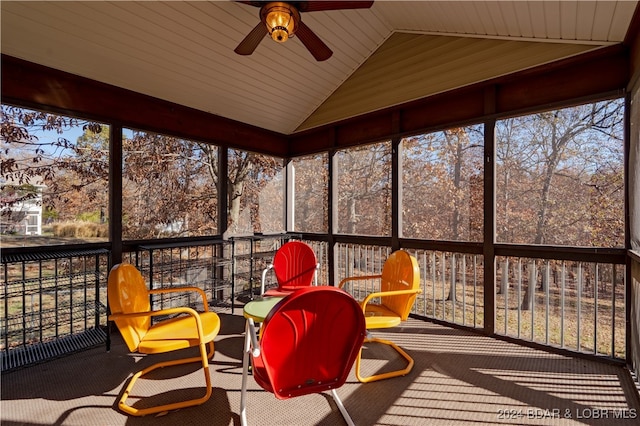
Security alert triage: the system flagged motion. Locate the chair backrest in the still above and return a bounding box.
[273,241,318,290]
[107,263,151,352]
[256,286,366,400]
[380,250,421,320]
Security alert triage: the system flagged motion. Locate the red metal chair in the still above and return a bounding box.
[260,241,319,296]
[240,286,366,426]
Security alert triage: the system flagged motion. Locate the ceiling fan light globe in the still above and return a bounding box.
[262,3,299,43]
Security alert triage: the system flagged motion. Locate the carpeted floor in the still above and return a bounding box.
[2,308,639,426]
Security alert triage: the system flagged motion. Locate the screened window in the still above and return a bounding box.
[495,99,625,247]
[401,126,484,241]
[334,142,391,236]
[1,105,108,246]
[227,149,284,236]
[122,129,218,239]
[291,153,328,233]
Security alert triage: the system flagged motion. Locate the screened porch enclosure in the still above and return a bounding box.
[1,0,640,420]
[1,64,637,380]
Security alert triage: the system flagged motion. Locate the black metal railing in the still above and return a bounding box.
[1,248,109,371]
[127,239,234,313]
[629,250,640,390]
[1,237,636,377]
[334,242,628,361]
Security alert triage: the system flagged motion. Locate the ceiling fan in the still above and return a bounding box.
[234,1,374,61]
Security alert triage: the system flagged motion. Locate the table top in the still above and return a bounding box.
[243,296,285,322]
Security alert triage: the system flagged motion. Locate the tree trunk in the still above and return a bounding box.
[228,180,244,231]
[498,259,509,295]
[347,197,357,234]
[446,254,457,302]
[521,261,536,310]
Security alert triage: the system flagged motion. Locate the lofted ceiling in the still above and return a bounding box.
[1,1,638,135]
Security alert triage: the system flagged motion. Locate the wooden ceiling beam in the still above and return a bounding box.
[1,54,289,157]
[1,44,631,159]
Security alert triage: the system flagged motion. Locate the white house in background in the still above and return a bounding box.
[0,177,45,235]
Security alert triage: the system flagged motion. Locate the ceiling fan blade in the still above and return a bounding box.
[236,1,263,7]
[299,1,374,12]
[295,21,332,61]
[235,22,268,55]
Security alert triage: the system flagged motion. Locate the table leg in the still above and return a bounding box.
[240,318,251,426]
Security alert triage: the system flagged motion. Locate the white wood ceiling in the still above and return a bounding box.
[1,1,637,135]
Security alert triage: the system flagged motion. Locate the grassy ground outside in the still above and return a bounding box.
[414,282,625,359]
[1,234,107,248]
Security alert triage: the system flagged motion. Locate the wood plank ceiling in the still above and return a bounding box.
[1,1,637,135]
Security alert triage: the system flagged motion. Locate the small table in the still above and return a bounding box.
[240,296,285,424]
[242,296,284,322]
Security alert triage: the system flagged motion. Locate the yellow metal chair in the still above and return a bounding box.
[338,250,421,383]
[107,263,221,416]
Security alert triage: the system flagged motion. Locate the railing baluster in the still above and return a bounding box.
[530,260,535,341]
[38,260,43,343]
[83,255,88,331]
[473,255,478,327]
[612,263,617,358]
[462,254,466,326]
[21,261,26,349]
[451,253,456,322]
[3,263,8,351]
[517,258,522,339]
[54,259,59,340]
[561,260,566,349]
[441,252,446,320]
[431,252,436,318]
[420,252,426,316]
[95,253,101,331]
[577,262,582,352]
[594,263,599,354]
[545,260,550,345]
[69,256,73,336]
[503,258,508,335]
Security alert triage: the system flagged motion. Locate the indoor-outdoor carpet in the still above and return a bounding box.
[2,310,639,426]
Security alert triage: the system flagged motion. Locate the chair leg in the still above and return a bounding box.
[330,388,355,426]
[240,318,253,426]
[117,341,214,416]
[354,336,414,383]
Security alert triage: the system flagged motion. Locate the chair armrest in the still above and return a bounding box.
[148,286,210,312]
[313,263,319,286]
[338,274,382,289]
[109,306,207,340]
[109,306,198,319]
[361,288,422,308]
[261,264,274,295]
